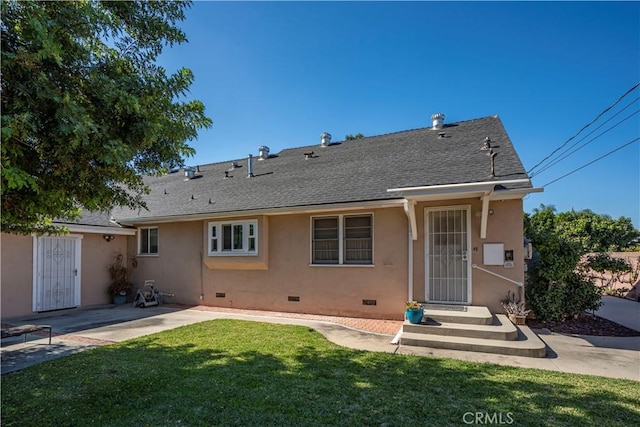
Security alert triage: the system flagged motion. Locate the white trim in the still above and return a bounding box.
[116,199,404,225]
[56,224,136,235]
[424,205,472,304]
[480,194,491,239]
[32,236,38,312]
[388,179,532,193]
[308,264,376,268]
[407,227,414,302]
[486,187,544,200]
[32,235,82,312]
[138,226,159,255]
[207,219,258,256]
[403,199,417,241]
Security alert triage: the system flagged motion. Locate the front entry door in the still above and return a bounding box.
[34,236,81,312]
[425,206,471,304]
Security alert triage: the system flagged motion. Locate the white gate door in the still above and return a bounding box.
[425,206,471,304]
[34,236,81,311]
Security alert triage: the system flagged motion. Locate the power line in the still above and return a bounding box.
[542,137,640,187]
[527,82,640,175]
[532,108,640,177]
[530,96,639,177]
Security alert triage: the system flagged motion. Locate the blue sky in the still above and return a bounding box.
[158,1,640,227]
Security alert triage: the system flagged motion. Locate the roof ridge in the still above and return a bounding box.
[179,115,502,169]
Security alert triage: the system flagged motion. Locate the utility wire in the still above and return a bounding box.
[532,108,640,177]
[530,97,639,176]
[528,82,640,175]
[542,137,640,187]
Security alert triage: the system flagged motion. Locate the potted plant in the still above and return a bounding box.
[501,290,531,325]
[405,301,424,324]
[108,251,132,304]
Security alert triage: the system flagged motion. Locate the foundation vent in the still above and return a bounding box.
[215,293,226,298]
[288,296,300,302]
[362,299,377,306]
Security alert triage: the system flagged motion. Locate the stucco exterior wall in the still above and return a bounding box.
[1,232,128,319]
[410,198,525,313]
[1,233,34,318]
[129,199,525,319]
[130,207,409,319]
[81,234,129,307]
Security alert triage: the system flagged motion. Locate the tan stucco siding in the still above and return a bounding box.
[472,199,525,312]
[129,208,409,319]
[411,198,525,313]
[81,234,129,307]
[1,233,34,318]
[1,232,128,319]
[128,198,525,319]
[128,221,203,301]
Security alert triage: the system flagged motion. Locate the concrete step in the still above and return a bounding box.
[423,305,494,325]
[403,314,518,341]
[400,325,547,358]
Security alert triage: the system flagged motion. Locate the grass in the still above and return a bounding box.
[2,319,639,426]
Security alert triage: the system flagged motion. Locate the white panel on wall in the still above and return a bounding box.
[483,243,504,266]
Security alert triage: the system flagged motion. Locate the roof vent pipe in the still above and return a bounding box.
[320,132,332,147]
[247,154,254,178]
[431,113,445,130]
[258,145,270,160]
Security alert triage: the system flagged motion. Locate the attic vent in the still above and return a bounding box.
[230,161,240,169]
[431,113,445,130]
[184,166,196,179]
[304,150,314,159]
[320,132,332,147]
[258,145,270,160]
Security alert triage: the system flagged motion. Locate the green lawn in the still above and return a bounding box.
[2,320,639,426]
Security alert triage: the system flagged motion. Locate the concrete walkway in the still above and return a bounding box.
[595,295,640,332]
[2,304,639,381]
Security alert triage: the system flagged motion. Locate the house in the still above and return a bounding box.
[1,114,542,321]
[1,211,134,318]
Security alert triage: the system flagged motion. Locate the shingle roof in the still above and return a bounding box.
[114,115,532,221]
[55,210,124,228]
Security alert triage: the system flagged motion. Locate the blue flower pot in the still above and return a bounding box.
[113,294,127,305]
[406,309,424,324]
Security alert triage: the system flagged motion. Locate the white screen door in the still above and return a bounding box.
[34,236,81,311]
[425,206,471,304]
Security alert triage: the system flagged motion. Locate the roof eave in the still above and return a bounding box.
[386,179,540,201]
[115,198,407,225]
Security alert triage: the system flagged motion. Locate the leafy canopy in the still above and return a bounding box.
[345,133,364,140]
[523,205,639,320]
[1,0,212,234]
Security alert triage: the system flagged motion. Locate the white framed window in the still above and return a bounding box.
[208,220,258,256]
[139,227,158,255]
[311,214,373,265]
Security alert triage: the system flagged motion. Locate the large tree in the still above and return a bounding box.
[1,0,212,234]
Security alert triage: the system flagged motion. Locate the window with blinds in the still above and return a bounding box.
[312,214,373,265]
[312,217,339,264]
[344,215,372,264]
